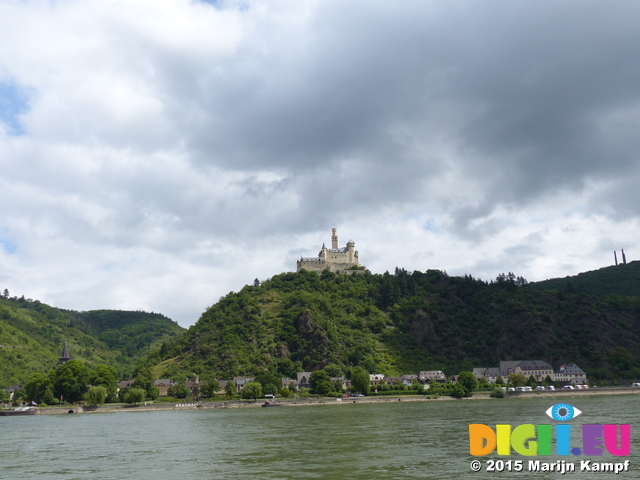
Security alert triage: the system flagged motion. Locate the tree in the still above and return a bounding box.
[450,383,467,398]
[508,373,527,387]
[323,364,343,378]
[350,367,370,395]
[309,370,334,396]
[263,383,278,396]
[85,386,107,406]
[456,371,478,397]
[225,382,237,397]
[427,378,441,395]
[255,374,281,392]
[132,365,156,399]
[89,364,119,402]
[2,289,8,299]
[200,379,221,398]
[24,373,54,405]
[124,388,146,404]
[495,376,505,385]
[168,381,190,399]
[279,387,290,398]
[51,359,89,403]
[242,382,262,400]
[333,378,343,392]
[527,375,537,388]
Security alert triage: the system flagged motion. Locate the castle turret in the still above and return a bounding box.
[331,228,338,249]
[347,239,355,263]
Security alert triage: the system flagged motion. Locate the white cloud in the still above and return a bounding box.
[1,0,640,326]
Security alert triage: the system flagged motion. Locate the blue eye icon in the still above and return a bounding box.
[546,404,582,421]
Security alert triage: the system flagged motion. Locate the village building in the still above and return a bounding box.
[296,372,312,389]
[154,379,172,397]
[554,364,588,385]
[417,370,447,384]
[472,367,500,384]
[369,373,385,386]
[233,376,254,393]
[474,360,588,385]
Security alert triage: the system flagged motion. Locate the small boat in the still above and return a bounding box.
[262,401,283,407]
[0,407,37,416]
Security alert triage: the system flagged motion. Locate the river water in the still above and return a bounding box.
[0,395,638,479]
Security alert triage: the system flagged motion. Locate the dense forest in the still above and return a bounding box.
[0,292,184,387]
[530,260,640,297]
[148,268,640,383]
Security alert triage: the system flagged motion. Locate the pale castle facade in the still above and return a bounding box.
[297,228,365,274]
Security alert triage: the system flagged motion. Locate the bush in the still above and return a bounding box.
[490,387,506,398]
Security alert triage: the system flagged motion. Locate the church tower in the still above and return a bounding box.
[56,342,71,367]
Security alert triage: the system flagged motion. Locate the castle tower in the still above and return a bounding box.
[347,239,355,263]
[331,228,338,249]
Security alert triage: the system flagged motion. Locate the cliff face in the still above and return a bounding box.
[150,269,640,382]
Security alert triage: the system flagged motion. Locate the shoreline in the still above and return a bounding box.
[24,387,639,415]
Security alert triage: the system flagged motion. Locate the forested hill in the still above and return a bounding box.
[0,295,184,386]
[530,261,640,297]
[149,269,640,382]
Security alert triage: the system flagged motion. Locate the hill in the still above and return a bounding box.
[149,269,640,383]
[0,295,184,387]
[530,261,640,297]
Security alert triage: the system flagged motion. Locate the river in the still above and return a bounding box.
[1,394,638,479]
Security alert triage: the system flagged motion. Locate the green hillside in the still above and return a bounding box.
[149,269,640,382]
[530,261,640,297]
[0,296,184,387]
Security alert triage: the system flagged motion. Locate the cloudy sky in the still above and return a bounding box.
[1,0,639,327]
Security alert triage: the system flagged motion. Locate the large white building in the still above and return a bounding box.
[297,228,365,274]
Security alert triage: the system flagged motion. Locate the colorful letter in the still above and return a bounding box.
[604,425,630,456]
[556,424,571,456]
[537,424,552,456]
[469,424,496,456]
[582,425,604,456]
[511,424,537,456]
[496,424,511,455]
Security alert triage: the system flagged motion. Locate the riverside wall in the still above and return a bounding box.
[31,387,639,415]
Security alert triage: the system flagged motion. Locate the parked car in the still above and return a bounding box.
[563,385,574,390]
[535,386,545,391]
[547,386,555,391]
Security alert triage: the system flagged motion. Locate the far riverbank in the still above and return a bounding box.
[26,386,639,415]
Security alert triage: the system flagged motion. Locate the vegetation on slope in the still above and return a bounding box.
[530,261,640,298]
[0,293,184,387]
[150,269,640,382]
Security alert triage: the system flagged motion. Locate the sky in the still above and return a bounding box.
[1,0,640,327]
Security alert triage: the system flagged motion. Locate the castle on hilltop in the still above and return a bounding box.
[297,228,365,274]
